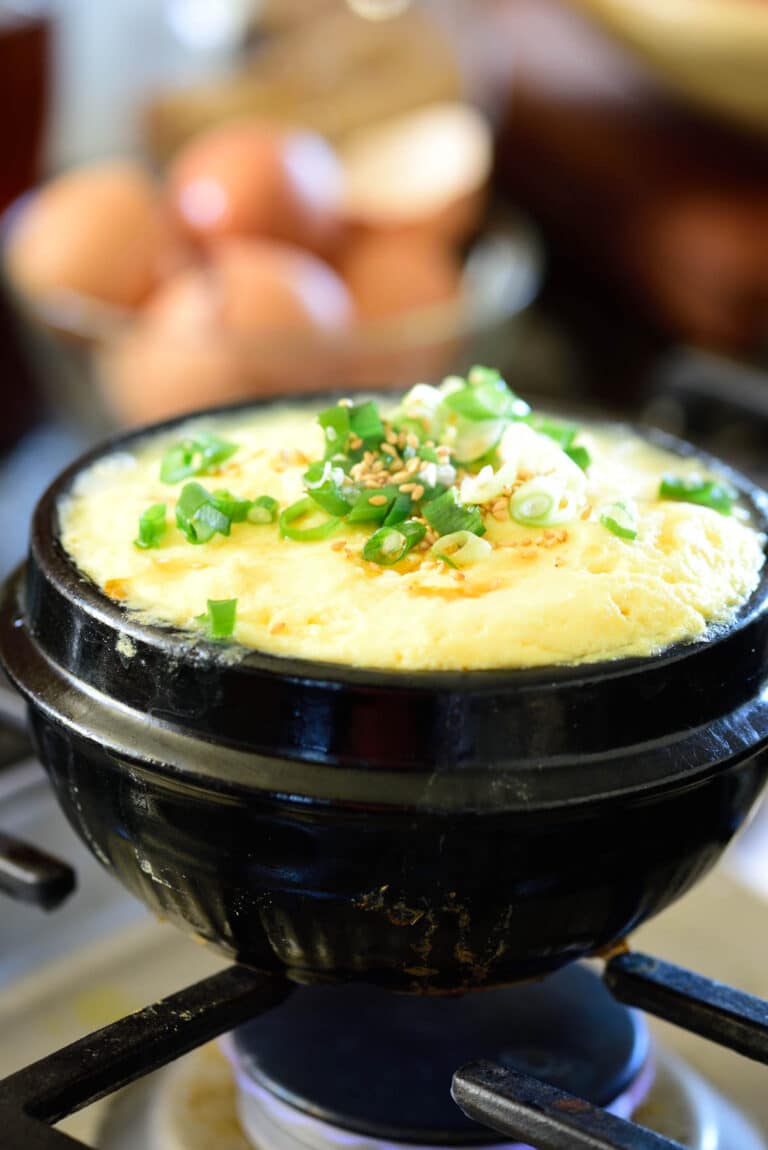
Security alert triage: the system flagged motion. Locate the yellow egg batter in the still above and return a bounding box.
[58,403,766,670]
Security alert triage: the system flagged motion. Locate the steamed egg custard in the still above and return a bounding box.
[59,369,765,671]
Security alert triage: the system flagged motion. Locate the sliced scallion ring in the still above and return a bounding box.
[422,488,485,537]
[308,482,355,517]
[431,530,492,568]
[279,497,342,541]
[210,490,252,522]
[160,432,237,484]
[247,495,279,524]
[134,503,167,549]
[600,502,638,541]
[347,487,398,523]
[198,598,237,639]
[318,406,351,459]
[510,476,576,527]
[525,416,577,450]
[448,417,506,465]
[383,491,413,526]
[176,482,231,544]
[659,474,735,515]
[565,445,591,471]
[362,520,426,566]
[349,400,385,447]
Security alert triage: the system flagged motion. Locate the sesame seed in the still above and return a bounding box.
[269,621,287,635]
[407,433,419,449]
[400,483,416,494]
[349,435,363,450]
[391,470,410,484]
[581,505,592,520]
[405,457,421,474]
[386,429,398,445]
[369,494,389,506]
[411,484,425,501]
[372,460,386,473]
[331,539,346,551]
[380,442,398,457]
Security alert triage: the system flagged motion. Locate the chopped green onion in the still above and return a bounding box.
[349,400,385,447]
[510,477,575,527]
[134,503,167,549]
[304,462,356,515]
[659,474,736,515]
[247,495,279,524]
[417,444,440,464]
[393,416,427,443]
[467,365,502,387]
[527,416,577,450]
[304,460,328,486]
[600,502,637,541]
[308,483,354,517]
[384,491,413,525]
[450,417,506,464]
[443,378,528,422]
[565,445,591,471]
[347,486,398,523]
[318,406,351,459]
[199,598,237,639]
[160,432,237,484]
[210,490,252,522]
[422,488,485,537]
[209,489,279,524]
[176,482,231,544]
[431,529,492,568]
[280,497,342,541]
[362,520,426,566]
[468,365,530,416]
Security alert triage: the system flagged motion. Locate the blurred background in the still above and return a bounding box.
[5,0,768,580]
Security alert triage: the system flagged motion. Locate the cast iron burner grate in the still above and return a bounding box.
[0,953,767,1150]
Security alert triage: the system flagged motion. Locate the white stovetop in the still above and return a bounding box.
[1,795,767,1146]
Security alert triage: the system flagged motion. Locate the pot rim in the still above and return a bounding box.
[4,565,767,811]
[4,391,768,805]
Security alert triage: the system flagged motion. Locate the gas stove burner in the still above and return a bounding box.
[97,1043,766,1150]
[225,965,651,1149]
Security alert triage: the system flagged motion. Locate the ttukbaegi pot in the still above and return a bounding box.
[1,398,768,993]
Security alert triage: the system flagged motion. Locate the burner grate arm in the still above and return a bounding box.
[451,1060,686,1150]
[605,952,768,1065]
[0,964,292,1150]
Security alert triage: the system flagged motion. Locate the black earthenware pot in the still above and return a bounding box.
[1,399,768,992]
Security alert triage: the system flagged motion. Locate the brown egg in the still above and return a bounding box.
[100,239,355,426]
[340,102,492,245]
[99,331,246,428]
[167,122,344,253]
[211,237,355,333]
[5,162,185,309]
[340,232,462,321]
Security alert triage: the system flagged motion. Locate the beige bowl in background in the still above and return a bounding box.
[572,0,768,135]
